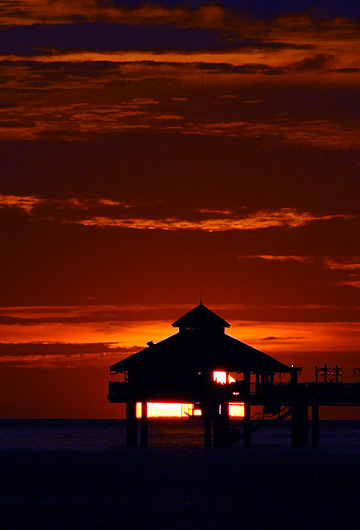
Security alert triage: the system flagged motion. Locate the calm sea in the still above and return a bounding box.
[0,419,359,450]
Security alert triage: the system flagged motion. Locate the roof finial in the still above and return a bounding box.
[200,289,203,305]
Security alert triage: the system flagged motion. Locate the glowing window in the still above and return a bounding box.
[213,371,236,384]
[229,403,245,417]
[136,403,198,418]
[135,401,243,417]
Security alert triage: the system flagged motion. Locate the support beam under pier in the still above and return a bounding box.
[243,401,251,447]
[213,405,224,448]
[203,412,212,449]
[243,371,251,447]
[291,400,308,447]
[126,400,137,447]
[312,401,319,448]
[141,401,148,448]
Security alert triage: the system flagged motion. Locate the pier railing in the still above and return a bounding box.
[108,381,129,402]
[108,379,360,405]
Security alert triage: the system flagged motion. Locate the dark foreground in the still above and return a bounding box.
[1,447,360,530]
[0,420,359,530]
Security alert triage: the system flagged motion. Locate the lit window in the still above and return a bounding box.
[213,371,236,384]
[136,403,198,418]
[229,403,245,417]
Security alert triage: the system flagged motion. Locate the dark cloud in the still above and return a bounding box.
[0,305,175,325]
[291,53,336,70]
[196,54,338,75]
[14,59,119,76]
[102,1,360,20]
[0,22,313,56]
[330,67,360,73]
[0,342,137,357]
[260,335,305,341]
[196,62,285,75]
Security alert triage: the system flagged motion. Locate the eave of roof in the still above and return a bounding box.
[109,331,290,374]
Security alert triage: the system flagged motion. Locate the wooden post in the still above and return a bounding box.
[312,401,319,448]
[291,368,298,385]
[291,403,297,447]
[299,401,308,447]
[213,404,223,448]
[203,408,212,449]
[222,402,230,431]
[126,400,137,447]
[255,372,260,396]
[140,401,148,448]
[291,400,299,447]
[291,399,308,447]
[243,371,251,447]
[243,401,251,447]
[213,402,231,448]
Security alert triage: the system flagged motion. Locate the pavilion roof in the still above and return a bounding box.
[110,307,290,376]
[172,303,230,329]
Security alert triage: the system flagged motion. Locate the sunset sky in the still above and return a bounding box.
[0,0,359,418]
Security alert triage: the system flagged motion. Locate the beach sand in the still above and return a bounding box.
[1,447,359,530]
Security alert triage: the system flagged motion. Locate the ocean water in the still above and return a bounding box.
[1,420,360,530]
[0,418,359,450]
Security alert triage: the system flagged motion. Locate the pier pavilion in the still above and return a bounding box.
[108,303,312,448]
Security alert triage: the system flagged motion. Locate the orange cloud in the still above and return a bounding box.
[0,2,227,28]
[231,320,360,354]
[0,194,130,213]
[0,304,359,377]
[77,209,353,231]
[321,258,360,289]
[0,99,165,139]
[2,3,359,38]
[196,208,233,215]
[342,280,360,288]
[0,317,359,370]
[0,303,192,323]
[323,257,360,270]
[238,255,311,262]
[0,194,41,213]
[3,49,357,73]
[2,97,360,147]
[2,196,353,232]
[1,2,359,94]
[195,119,360,149]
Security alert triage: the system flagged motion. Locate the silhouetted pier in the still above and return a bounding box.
[108,304,360,448]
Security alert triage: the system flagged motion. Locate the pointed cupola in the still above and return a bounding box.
[172,303,230,334]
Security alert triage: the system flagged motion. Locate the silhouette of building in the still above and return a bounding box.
[108,303,296,448]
